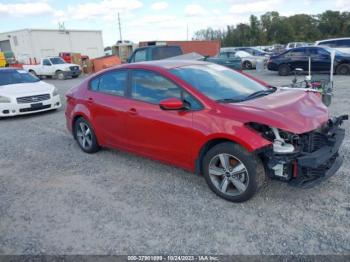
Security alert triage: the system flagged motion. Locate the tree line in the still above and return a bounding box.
[193,11,350,47]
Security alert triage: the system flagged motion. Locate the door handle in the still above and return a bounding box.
[127,108,138,116]
[87,97,94,103]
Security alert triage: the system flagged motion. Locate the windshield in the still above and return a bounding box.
[0,70,40,86]
[170,64,269,102]
[50,57,66,64]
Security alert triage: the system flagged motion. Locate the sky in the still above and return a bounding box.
[0,0,349,47]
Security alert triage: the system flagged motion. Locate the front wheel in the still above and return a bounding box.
[202,142,266,202]
[56,70,66,80]
[74,118,100,153]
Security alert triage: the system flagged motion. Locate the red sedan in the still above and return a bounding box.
[65,60,346,202]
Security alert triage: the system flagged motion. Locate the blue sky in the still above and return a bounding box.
[0,0,349,46]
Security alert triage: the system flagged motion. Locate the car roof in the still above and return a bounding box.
[122,59,212,69]
[317,37,350,43]
[135,45,181,50]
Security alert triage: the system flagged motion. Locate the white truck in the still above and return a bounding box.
[23,57,82,80]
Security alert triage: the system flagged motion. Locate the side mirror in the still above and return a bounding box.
[159,98,185,110]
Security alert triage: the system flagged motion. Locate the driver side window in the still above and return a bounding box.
[130,70,202,109]
[134,49,147,62]
[131,70,181,104]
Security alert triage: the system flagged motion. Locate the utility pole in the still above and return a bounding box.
[186,24,189,41]
[118,12,122,42]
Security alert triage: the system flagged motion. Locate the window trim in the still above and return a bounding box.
[88,69,129,98]
[128,69,203,111]
[133,48,147,63]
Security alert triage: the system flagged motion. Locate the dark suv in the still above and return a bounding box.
[267,46,350,76]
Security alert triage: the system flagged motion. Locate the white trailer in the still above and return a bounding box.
[0,29,104,63]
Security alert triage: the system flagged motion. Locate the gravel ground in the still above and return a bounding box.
[0,70,349,255]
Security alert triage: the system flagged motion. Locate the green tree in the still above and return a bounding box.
[249,15,262,45]
[287,14,321,42]
[193,10,350,47]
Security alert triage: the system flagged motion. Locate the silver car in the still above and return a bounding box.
[219,50,268,70]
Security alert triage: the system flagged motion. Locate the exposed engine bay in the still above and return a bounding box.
[249,115,348,187]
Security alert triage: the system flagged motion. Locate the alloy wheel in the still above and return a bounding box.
[208,153,249,196]
[76,122,92,150]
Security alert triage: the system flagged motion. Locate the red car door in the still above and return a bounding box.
[86,70,130,148]
[124,70,201,169]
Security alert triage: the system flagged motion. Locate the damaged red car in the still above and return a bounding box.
[65,61,347,202]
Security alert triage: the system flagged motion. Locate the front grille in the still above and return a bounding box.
[17,94,50,104]
[302,131,328,153]
[300,130,336,178]
[70,66,79,71]
[19,104,51,112]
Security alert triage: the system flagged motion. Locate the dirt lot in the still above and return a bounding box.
[0,70,349,255]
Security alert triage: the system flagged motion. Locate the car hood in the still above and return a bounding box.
[222,88,329,134]
[0,81,55,96]
[64,63,80,67]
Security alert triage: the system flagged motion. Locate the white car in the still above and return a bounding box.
[315,38,350,54]
[0,68,61,117]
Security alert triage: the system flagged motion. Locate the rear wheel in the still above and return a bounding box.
[74,118,100,153]
[278,64,291,76]
[56,70,66,80]
[336,64,350,75]
[243,61,253,70]
[202,142,266,202]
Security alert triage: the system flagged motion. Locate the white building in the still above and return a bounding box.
[0,28,104,63]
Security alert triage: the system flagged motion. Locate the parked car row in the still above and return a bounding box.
[267,46,350,76]
[127,43,350,76]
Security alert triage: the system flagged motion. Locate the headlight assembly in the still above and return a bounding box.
[53,87,59,97]
[0,95,11,103]
[247,122,297,154]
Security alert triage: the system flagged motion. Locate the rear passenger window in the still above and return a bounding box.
[319,40,336,47]
[90,70,127,96]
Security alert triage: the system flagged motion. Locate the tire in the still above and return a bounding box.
[336,64,350,75]
[202,142,266,202]
[56,70,66,80]
[74,117,100,154]
[243,61,253,70]
[29,70,37,77]
[278,64,291,76]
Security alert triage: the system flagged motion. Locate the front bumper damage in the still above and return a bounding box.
[260,115,348,188]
